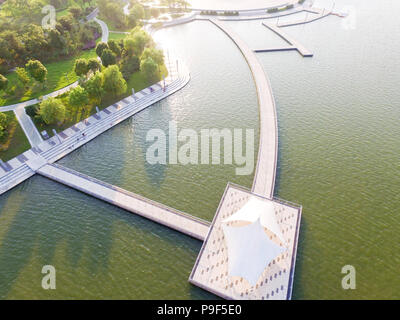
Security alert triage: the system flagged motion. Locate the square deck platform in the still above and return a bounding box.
[189,183,302,300]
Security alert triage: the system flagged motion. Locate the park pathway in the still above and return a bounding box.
[13,105,43,146]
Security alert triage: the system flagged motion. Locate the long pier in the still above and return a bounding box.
[209,19,278,199]
[37,163,210,240]
[254,46,297,53]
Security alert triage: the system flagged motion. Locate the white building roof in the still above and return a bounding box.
[222,218,286,286]
[223,196,286,244]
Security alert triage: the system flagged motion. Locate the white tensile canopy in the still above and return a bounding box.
[222,219,286,286]
[223,196,285,244]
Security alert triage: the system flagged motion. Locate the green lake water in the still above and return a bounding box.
[0,0,399,299]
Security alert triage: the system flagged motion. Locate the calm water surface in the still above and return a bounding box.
[0,0,399,299]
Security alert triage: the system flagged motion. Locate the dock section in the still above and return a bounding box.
[278,7,332,27]
[262,22,313,57]
[37,163,211,241]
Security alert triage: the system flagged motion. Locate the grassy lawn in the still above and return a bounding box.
[108,32,130,41]
[0,111,31,162]
[56,8,71,18]
[0,49,98,107]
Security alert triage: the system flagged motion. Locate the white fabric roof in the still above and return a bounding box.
[223,196,285,244]
[222,219,286,286]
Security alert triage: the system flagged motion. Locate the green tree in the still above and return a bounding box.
[141,48,164,66]
[69,6,83,19]
[129,27,153,56]
[131,4,145,20]
[74,58,89,77]
[140,57,159,84]
[26,59,47,84]
[108,39,122,58]
[120,55,140,79]
[87,58,102,73]
[102,65,127,97]
[96,42,109,57]
[0,112,9,139]
[15,67,30,87]
[38,97,66,124]
[101,49,117,67]
[123,38,136,57]
[69,85,89,108]
[0,74,8,91]
[83,71,104,101]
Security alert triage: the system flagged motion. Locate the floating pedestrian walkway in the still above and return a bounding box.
[37,163,210,241]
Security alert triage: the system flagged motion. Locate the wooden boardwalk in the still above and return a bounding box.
[37,163,211,241]
[210,19,278,199]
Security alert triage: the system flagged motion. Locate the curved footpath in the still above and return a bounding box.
[209,19,278,199]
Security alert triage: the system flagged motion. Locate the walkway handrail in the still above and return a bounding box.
[49,163,211,227]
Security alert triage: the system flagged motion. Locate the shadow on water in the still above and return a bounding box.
[0,172,212,298]
[0,176,117,298]
[132,101,172,188]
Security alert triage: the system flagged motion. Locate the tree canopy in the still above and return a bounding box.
[69,85,89,108]
[96,42,109,58]
[102,65,127,97]
[0,74,8,91]
[101,49,117,67]
[74,59,90,77]
[26,60,47,83]
[38,97,66,124]
[140,57,159,84]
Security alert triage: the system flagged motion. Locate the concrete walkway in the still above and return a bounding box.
[262,22,313,57]
[37,163,210,240]
[209,19,278,199]
[13,105,43,147]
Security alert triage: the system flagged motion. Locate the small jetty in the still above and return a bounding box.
[262,22,313,57]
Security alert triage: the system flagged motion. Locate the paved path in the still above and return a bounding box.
[254,46,297,53]
[37,163,210,240]
[13,105,43,147]
[93,16,109,43]
[209,19,278,199]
